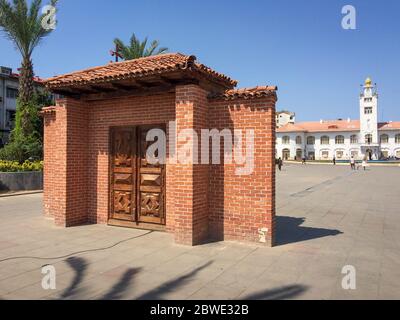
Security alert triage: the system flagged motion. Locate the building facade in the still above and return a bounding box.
[276,110,295,128]
[0,67,19,143]
[42,53,277,246]
[0,66,45,144]
[277,78,400,161]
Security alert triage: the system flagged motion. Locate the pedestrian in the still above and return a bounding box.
[333,157,336,165]
[350,156,355,170]
[278,157,283,171]
[362,156,368,171]
[302,156,306,165]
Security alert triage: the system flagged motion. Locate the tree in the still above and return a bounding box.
[0,0,58,135]
[114,33,168,60]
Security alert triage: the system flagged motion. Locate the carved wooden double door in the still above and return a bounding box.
[110,125,165,226]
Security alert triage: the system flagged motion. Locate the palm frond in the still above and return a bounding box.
[115,33,168,60]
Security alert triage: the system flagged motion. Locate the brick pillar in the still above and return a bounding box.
[172,85,209,245]
[43,98,89,227]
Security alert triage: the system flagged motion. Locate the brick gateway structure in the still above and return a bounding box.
[42,53,277,246]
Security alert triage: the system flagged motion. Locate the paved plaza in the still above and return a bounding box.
[0,164,399,300]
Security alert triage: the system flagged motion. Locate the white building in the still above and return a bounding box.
[0,66,45,144]
[276,110,295,128]
[276,78,400,161]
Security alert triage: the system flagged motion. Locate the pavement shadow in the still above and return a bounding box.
[100,267,141,300]
[136,261,213,300]
[276,216,343,246]
[242,284,308,300]
[59,257,88,298]
[58,257,213,300]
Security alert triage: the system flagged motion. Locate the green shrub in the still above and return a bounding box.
[0,160,43,172]
[0,95,45,163]
[0,135,42,163]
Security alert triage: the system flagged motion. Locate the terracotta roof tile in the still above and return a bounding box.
[44,53,237,89]
[209,86,277,100]
[277,120,360,133]
[40,106,57,115]
[378,122,400,130]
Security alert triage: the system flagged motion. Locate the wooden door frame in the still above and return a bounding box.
[108,124,167,231]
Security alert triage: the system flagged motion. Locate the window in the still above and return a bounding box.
[6,110,16,129]
[321,151,329,159]
[396,150,400,158]
[6,87,18,99]
[351,150,359,158]
[282,136,290,144]
[308,151,315,160]
[307,136,315,145]
[395,134,400,144]
[321,136,330,145]
[380,134,389,144]
[350,135,358,144]
[336,151,344,159]
[364,98,372,103]
[381,150,389,158]
[282,149,290,160]
[364,107,373,114]
[335,135,345,145]
[365,134,373,144]
[296,149,302,159]
[296,136,302,145]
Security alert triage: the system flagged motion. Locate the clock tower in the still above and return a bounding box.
[359,77,379,159]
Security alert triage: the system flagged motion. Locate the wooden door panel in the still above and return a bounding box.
[109,125,165,226]
[111,128,136,221]
[138,125,165,225]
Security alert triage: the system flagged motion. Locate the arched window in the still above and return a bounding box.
[282,149,290,160]
[321,136,330,145]
[335,135,345,145]
[307,136,315,145]
[350,135,358,144]
[296,136,302,145]
[396,134,400,144]
[282,136,290,144]
[365,134,373,144]
[380,134,389,144]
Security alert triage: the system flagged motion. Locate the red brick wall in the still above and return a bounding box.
[43,98,89,227]
[43,107,66,224]
[208,97,276,246]
[173,85,209,245]
[64,99,89,226]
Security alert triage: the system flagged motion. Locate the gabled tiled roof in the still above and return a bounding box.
[209,86,277,100]
[44,53,237,89]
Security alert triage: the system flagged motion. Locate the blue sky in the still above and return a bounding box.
[0,0,399,122]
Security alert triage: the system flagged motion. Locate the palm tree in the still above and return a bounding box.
[0,0,58,105]
[113,33,168,61]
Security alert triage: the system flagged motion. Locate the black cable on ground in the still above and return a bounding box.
[0,230,153,263]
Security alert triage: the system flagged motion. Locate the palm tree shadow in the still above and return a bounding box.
[100,267,141,300]
[242,284,308,300]
[136,261,213,300]
[60,257,88,299]
[276,216,343,246]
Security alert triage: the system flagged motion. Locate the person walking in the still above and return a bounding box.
[350,156,356,170]
[362,156,368,171]
[302,156,306,165]
[278,157,283,171]
[333,156,336,165]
